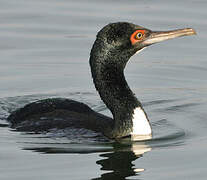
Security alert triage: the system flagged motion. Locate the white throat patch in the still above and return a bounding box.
[131,107,152,136]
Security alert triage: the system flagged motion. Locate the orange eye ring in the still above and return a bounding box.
[130,30,146,45]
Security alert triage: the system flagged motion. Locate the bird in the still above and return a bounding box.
[7,22,196,140]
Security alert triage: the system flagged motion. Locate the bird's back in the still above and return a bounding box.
[7,98,113,134]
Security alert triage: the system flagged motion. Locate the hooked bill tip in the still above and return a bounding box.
[185,28,197,35]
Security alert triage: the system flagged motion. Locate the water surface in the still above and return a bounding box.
[0,0,207,179]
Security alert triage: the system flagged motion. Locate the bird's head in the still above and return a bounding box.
[91,22,196,68]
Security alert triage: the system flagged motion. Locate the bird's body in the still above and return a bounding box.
[7,22,196,140]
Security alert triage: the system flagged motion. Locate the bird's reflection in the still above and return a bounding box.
[93,141,151,180]
[20,135,151,180]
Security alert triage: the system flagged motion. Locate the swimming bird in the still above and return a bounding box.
[7,22,196,140]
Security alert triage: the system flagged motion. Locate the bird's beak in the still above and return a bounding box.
[143,28,196,46]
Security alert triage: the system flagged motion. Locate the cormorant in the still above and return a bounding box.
[7,22,196,140]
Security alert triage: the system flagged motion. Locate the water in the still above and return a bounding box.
[0,0,207,179]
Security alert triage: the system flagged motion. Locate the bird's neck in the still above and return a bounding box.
[90,46,151,138]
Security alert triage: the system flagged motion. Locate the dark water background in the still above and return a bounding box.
[0,0,207,179]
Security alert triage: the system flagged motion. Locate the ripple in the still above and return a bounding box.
[164,102,200,112]
[144,99,178,107]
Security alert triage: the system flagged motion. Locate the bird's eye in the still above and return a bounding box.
[130,30,146,45]
[135,32,143,40]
